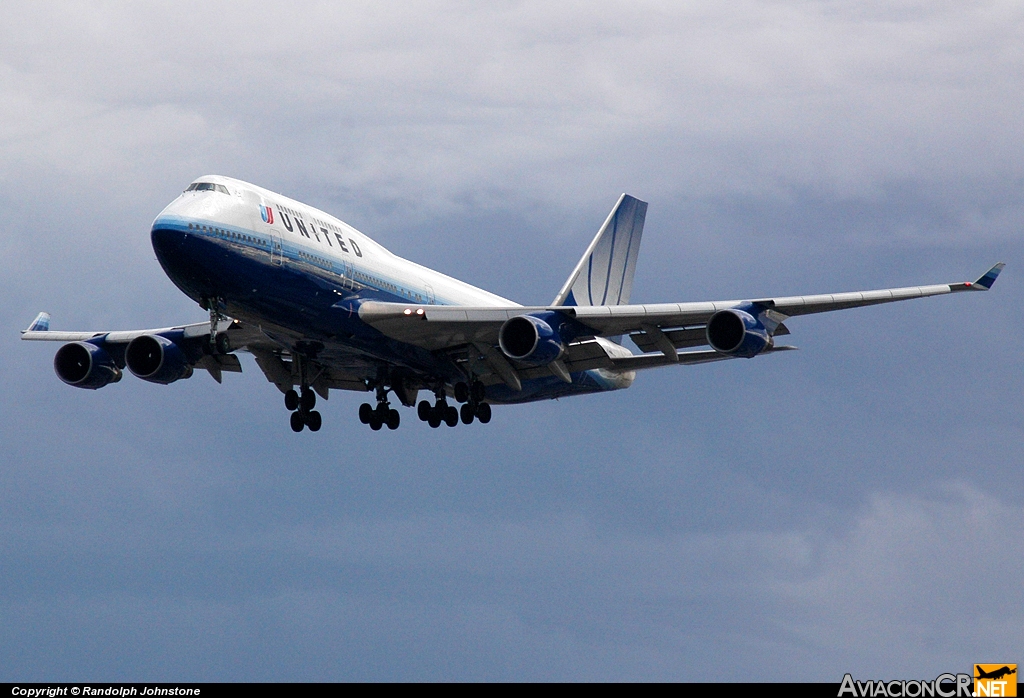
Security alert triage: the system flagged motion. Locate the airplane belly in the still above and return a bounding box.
[482,368,632,404]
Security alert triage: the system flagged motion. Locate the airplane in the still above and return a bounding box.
[975,666,1016,681]
[21,175,1005,433]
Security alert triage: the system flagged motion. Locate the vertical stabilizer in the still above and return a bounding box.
[552,194,647,306]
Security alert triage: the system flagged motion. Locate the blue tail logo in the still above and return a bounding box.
[553,194,648,307]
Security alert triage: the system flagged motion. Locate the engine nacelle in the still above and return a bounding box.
[498,314,566,366]
[125,334,193,384]
[706,309,772,358]
[53,342,122,389]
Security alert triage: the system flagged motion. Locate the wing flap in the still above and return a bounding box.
[515,340,616,380]
[196,353,243,383]
[631,326,707,353]
[610,345,798,372]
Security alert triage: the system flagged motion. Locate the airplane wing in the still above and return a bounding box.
[21,313,234,344]
[359,263,1005,363]
[22,262,1003,397]
[20,313,261,383]
[21,311,374,393]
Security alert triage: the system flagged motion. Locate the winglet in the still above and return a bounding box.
[950,263,1005,292]
[24,312,51,333]
[972,263,1005,290]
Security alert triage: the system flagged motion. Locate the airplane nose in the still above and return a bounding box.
[151,225,186,250]
[151,224,211,300]
[151,226,188,266]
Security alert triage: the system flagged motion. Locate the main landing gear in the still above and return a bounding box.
[417,380,491,429]
[286,375,493,432]
[358,386,400,431]
[286,386,322,432]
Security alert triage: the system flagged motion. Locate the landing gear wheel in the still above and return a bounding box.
[471,381,487,403]
[417,400,432,421]
[475,402,492,424]
[215,333,231,354]
[444,405,459,427]
[290,411,305,432]
[454,382,470,403]
[460,403,475,424]
[306,410,322,432]
[386,409,400,430]
[369,416,383,431]
[428,408,442,429]
[359,403,373,424]
[300,389,316,412]
[285,389,299,411]
[375,403,390,422]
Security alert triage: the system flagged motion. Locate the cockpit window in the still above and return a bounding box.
[186,182,230,195]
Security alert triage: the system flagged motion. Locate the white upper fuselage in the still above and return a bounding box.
[155,175,519,309]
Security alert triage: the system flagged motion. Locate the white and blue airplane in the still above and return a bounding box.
[22,175,1004,432]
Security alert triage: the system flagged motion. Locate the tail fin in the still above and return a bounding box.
[552,194,648,306]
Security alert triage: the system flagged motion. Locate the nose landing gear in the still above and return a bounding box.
[202,297,233,355]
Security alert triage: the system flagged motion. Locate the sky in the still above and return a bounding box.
[1,0,1022,682]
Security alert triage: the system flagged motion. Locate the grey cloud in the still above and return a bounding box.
[4,480,1018,680]
[2,0,1021,681]
[2,2,1021,224]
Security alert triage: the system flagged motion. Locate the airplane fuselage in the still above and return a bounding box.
[150,175,633,403]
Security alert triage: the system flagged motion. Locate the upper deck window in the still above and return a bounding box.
[186,182,230,195]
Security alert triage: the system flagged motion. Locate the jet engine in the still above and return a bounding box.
[125,334,193,384]
[53,342,123,389]
[706,308,772,358]
[498,314,566,366]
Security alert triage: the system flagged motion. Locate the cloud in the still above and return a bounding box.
[2,2,1022,228]
[775,484,1024,676]
[3,477,1018,680]
[1,1,1021,681]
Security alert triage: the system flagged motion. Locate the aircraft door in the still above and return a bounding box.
[424,283,435,305]
[270,232,284,266]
